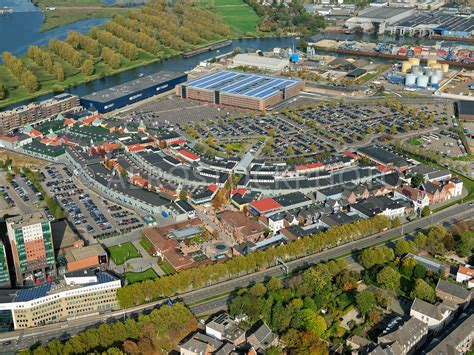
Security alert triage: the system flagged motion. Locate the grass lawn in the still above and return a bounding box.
[159,259,176,275]
[140,237,154,256]
[108,242,140,265]
[35,0,128,31]
[124,268,158,284]
[202,0,259,36]
[408,138,422,146]
[0,49,160,110]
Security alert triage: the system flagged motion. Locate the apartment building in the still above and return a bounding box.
[0,270,121,329]
[0,242,10,287]
[0,94,80,134]
[6,212,55,286]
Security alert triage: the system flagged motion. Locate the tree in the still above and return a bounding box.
[356,290,375,316]
[456,231,474,257]
[81,59,94,76]
[303,268,329,294]
[421,206,431,217]
[411,279,435,302]
[267,277,281,292]
[395,240,417,256]
[0,84,5,100]
[53,63,64,82]
[426,225,447,256]
[179,189,188,201]
[377,266,401,290]
[359,247,395,269]
[415,232,427,249]
[411,173,425,188]
[413,264,427,279]
[249,282,267,298]
[400,257,417,278]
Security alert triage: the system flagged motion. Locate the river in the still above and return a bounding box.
[2,37,298,111]
[0,0,110,58]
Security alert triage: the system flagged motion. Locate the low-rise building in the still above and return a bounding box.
[456,265,474,289]
[205,313,246,345]
[0,271,120,329]
[218,211,264,243]
[427,313,474,355]
[377,317,428,355]
[179,332,234,355]
[410,298,455,331]
[435,279,472,306]
[247,322,278,351]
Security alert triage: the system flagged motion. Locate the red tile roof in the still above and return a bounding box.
[29,129,43,138]
[295,162,325,171]
[458,265,474,277]
[169,139,187,145]
[178,149,200,161]
[343,151,357,159]
[0,136,18,142]
[250,198,282,213]
[232,188,247,196]
[127,144,145,152]
[208,184,218,193]
[83,114,101,126]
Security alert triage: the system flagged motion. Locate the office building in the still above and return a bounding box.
[0,270,121,329]
[0,242,10,287]
[6,212,55,286]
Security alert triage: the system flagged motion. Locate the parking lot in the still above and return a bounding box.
[117,95,242,128]
[41,165,144,241]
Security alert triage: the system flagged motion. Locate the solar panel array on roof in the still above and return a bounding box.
[185,71,301,99]
[15,283,52,302]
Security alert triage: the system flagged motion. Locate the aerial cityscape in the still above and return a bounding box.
[0,0,472,354]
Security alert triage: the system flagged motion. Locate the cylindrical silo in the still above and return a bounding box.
[441,63,449,73]
[405,73,417,86]
[430,74,441,84]
[417,75,429,88]
[434,68,443,78]
[409,57,420,66]
[427,59,437,67]
[412,65,422,75]
[402,61,412,73]
[425,68,434,77]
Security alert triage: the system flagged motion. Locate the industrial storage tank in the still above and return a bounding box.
[409,57,420,66]
[425,68,434,77]
[402,61,412,73]
[417,75,429,88]
[430,74,441,84]
[405,73,417,86]
[412,66,423,75]
[434,68,444,78]
[441,63,449,73]
[427,59,437,67]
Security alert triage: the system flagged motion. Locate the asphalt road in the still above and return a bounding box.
[0,203,472,352]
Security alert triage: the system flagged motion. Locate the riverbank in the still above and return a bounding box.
[0,36,294,109]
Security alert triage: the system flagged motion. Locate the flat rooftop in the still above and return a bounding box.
[185,70,302,99]
[7,212,48,228]
[82,71,185,103]
[357,6,413,20]
[393,12,474,32]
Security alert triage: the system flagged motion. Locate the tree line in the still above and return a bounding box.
[90,27,139,61]
[27,45,65,82]
[117,215,392,308]
[103,20,161,55]
[49,39,83,69]
[66,31,101,58]
[20,303,196,355]
[2,51,39,92]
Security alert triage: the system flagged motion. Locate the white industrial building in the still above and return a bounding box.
[345,6,415,33]
[232,54,289,71]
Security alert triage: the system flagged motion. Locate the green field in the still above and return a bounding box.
[202,0,259,36]
[140,237,154,256]
[35,0,129,31]
[158,259,175,275]
[408,138,422,146]
[124,268,158,283]
[108,242,140,265]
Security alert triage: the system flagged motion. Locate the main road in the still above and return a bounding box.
[0,202,472,352]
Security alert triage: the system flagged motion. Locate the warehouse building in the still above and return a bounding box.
[176,70,304,111]
[345,6,415,33]
[81,71,187,113]
[232,54,289,71]
[457,100,474,121]
[387,12,474,38]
